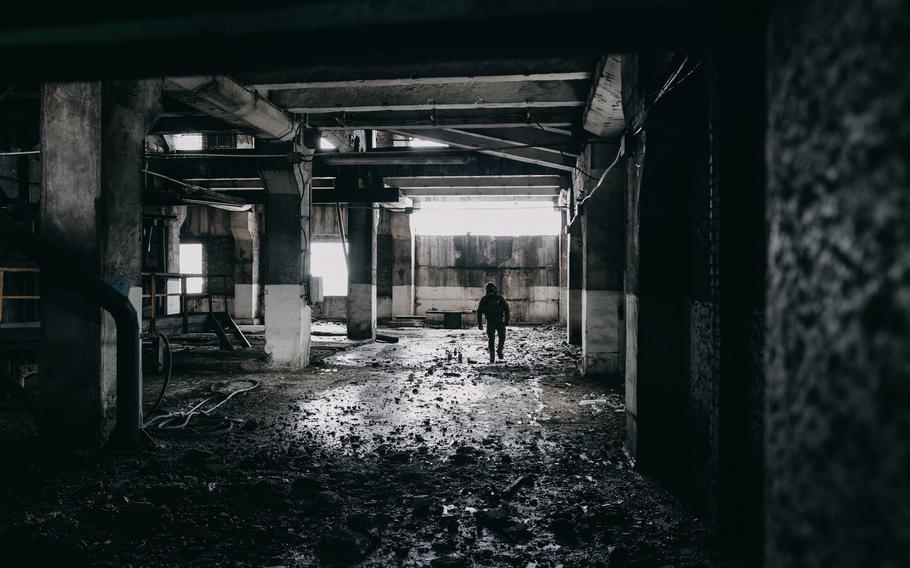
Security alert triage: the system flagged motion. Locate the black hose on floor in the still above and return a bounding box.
[143,331,172,418]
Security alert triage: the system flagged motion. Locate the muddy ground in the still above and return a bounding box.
[0,325,745,567]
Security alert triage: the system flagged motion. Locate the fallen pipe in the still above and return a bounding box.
[0,211,141,448]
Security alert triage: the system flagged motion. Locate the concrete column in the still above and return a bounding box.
[580,142,625,378]
[558,216,568,326]
[230,208,260,323]
[260,140,313,368]
[165,206,186,315]
[567,221,583,345]
[390,210,414,316]
[347,199,377,340]
[766,1,910,564]
[40,80,161,447]
[376,210,393,319]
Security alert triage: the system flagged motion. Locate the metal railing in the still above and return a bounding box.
[0,211,141,448]
[0,266,39,322]
[141,272,233,333]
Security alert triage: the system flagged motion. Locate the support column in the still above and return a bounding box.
[40,80,160,447]
[346,178,378,339]
[376,210,393,319]
[260,139,313,368]
[567,221,583,345]
[580,142,625,378]
[559,216,568,326]
[230,209,260,323]
[165,206,186,315]
[390,210,414,316]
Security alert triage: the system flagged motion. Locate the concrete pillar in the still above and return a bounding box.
[260,140,313,368]
[580,142,625,378]
[766,1,910,564]
[390,210,414,316]
[230,209,260,323]
[558,216,568,326]
[40,80,161,447]
[347,197,377,340]
[376,210,393,319]
[165,206,186,315]
[567,221,583,345]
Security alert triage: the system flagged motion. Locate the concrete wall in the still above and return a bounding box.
[415,235,559,322]
[766,1,910,565]
[312,296,347,320]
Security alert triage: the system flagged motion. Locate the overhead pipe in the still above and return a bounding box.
[165,76,298,141]
[0,211,142,448]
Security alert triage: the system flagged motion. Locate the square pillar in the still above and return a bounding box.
[390,210,414,316]
[39,80,160,447]
[580,142,625,378]
[567,221,583,345]
[230,209,260,323]
[259,140,313,368]
[347,201,378,340]
[376,210,393,320]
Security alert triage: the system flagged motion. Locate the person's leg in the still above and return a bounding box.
[487,328,496,362]
[497,324,506,358]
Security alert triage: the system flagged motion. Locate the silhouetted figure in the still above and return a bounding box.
[477,282,510,363]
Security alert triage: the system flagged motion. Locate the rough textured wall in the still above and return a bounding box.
[766,1,910,565]
[312,296,347,321]
[415,235,560,322]
[311,204,346,241]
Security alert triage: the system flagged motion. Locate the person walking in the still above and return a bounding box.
[477,282,510,363]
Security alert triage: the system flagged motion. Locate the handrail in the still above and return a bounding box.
[141,271,232,333]
[0,211,142,448]
[0,266,40,322]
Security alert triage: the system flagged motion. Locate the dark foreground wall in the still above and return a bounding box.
[766,1,910,565]
[623,46,767,561]
[415,235,560,322]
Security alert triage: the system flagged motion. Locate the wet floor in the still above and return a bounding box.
[0,325,744,567]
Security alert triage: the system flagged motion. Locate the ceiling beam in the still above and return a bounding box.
[454,127,581,156]
[400,186,559,197]
[236,57,595,86]
[273,80,587,114]
[583,55,625,138]
[389,128,576,171]
[384,175,564,188]
[411,195,559,204]
[306,108,577,130]
[319,151,470,166]
[253,71,591,92]
[183,178,264,191]
[151,115,251,134]
[147,152,558,182]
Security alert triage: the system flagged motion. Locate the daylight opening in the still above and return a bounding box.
[410,201,561,236]
[167,133,204,151]
[179,243,204,293]
[311,242,348,296]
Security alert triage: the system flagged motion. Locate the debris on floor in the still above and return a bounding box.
[0,326,744,567]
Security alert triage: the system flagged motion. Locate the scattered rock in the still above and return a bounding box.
[292,476,326,495]
[431,554,467,568]
[318,528,371,565]
[314,490,345,513]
